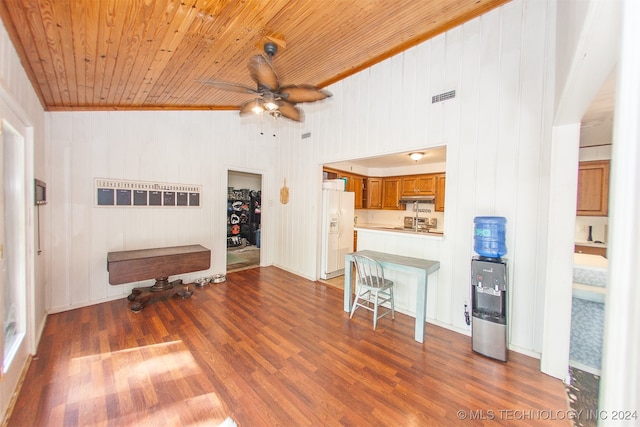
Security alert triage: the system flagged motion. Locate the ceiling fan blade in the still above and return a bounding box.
[239,99,263,116]
[278,85,332,103]
[197,80,260,95]
[248,55,279,92]
[277,101,304,122]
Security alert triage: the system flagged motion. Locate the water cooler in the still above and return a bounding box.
[471,217,508,362]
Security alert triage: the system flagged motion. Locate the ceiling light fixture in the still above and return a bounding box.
[262,93,279,112]
[251,98,265,114]
[409,152,424,162]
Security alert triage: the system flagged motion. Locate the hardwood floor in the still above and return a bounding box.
[227,246,260,272]
[7,267,569,426]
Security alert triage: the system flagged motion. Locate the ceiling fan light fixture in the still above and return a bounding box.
[252,99,264,114]
[262,93,279,111]
[409,152,424,162]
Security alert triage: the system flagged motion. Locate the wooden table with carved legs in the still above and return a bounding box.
[107,245,210,312]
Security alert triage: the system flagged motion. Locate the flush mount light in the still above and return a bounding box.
[409,152,424,162]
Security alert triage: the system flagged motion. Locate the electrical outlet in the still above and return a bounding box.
[463,301,470,326]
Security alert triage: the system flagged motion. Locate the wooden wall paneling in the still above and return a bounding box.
[447,18,480,331]
[354,71,373,156]
[49,113,72,309]
[70,112,92,304]
[495,1,526,348]
[516,0,553,353]
[340,79,357,154]
[276,133,295,271]
[475,9,501,212]
[494,2,521,214]
[438,27,463,326]
[389,54,404,144]
[105,113,128,298]
[368,62,389,151]
[164,115,185,245]
[288,129,307,276]
[399,45,416,146]
[494,2,529,347]
[120,114,145,258]
[428,34,445,146]
[90,113,112,301]
[411,43,431,146]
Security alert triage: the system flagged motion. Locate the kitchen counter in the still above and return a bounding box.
[355,224,443,238]
[574,240,607,248]
[573,253,607,288]
[574,240,607,258]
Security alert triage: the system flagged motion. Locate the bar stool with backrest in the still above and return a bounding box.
[349,254,395,330]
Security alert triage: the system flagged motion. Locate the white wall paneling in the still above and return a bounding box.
[47,110,278,311]
[298,0,555,357]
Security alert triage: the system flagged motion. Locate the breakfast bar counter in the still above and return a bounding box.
[344,250,440,343]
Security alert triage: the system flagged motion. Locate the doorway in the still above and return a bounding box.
[0,118,28,404]
[227,171,262,272]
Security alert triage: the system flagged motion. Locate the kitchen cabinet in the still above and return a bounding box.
[350,175,364,209]
[367,178,382,209]
[324,167,445,211]
[575,245,607,258]
[381,178,402,210]
[435,174,446,212]
[401,175,436,196]
[577,160,610,216]
[323,168,365,209]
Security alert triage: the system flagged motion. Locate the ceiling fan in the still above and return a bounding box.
[199,42,332,122]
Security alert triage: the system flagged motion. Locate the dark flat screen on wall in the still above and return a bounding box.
[116,189,132,205]
[149,191,162,206]
[176,192,188,206]
[97,188,115,206]
[163,191,175,206]
[134,190,147,206]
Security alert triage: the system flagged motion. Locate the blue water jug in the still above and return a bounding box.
[473,216,507,258]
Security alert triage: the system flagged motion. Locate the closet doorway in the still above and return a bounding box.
[227,171,262,272]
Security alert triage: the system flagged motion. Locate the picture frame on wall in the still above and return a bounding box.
[94,178,202,208]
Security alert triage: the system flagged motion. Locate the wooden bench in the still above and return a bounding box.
[107,244,211,311]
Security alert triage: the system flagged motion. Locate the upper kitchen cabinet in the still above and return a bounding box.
[367,178,383,209]
[401,175,436,196]
[323,168,365,209]
[435,174,446,212]
[349,175,364,209]
[381,178,402,210]
[577,160,610,216]
[367,177,402,210]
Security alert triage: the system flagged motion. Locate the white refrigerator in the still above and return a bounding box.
[320,189,355,279]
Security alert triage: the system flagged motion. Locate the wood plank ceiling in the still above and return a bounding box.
[0,0,509,112]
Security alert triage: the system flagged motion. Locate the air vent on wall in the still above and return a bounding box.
[432,90,456,104]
